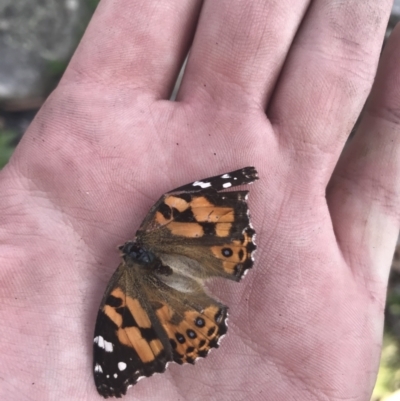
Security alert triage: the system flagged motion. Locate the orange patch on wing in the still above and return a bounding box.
[155,211,171,225]
[215,223,232,237]
[192,206,235,223]
[156,304,173,321]
[116,327,130,346]
[190,196,214,208]
[110,287,125,300]
[221,260,238,274]
[190,197,235,223]
[103,305,123,327]
[167,222,204,237]
[149,339,164,355]
[105,294,163,363]
[156,307,173,327]
[104,287,153,328]
[164,196,190,212]
[126,296,152,328]
[203,305,220,321]
[242,230,253,246]
[118,326,156,363]
[102,287,126,326]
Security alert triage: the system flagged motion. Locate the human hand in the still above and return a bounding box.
[0,1,398,400]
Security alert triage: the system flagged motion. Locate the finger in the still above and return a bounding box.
[62,0,201,98]
[327,25,400,286]
[178,0,309,107]
[268,0,391,184]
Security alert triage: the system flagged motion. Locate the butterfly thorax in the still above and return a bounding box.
[120,240,173,276]
[119,241,155,264]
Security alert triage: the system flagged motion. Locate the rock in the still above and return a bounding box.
[0,0,93,109]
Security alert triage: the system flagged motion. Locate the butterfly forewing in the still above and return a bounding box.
[93,263,173,398]
[138,189,256,281]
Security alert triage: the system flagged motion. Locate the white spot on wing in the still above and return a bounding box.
[192,180,211,189]
[94,336,104,348]
[222,182,232,188]
[94,335,114,352]
[221,174,231,179]
[104,340,114,352]
[114,373,118,378]
[94,364,103,373]
[118,362,127,371]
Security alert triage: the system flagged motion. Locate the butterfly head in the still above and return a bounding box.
[119,241,155,265]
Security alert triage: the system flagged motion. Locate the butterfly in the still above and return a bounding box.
[93,166,258,398]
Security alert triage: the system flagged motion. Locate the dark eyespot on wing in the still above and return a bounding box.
[175,333,186,344]
[154,302,228,366]
[187,329,197,339]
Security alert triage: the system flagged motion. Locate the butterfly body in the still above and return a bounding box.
[93,167,258,398]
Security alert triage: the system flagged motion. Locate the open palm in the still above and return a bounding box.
[1,1,399,400]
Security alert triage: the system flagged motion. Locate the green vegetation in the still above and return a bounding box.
[0,129,18,168]
[373,333,400,400]
[88,0,100,12]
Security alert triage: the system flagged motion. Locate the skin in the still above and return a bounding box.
[0,0,399,399]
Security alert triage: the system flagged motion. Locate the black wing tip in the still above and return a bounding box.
[95,362,168,398]
[94,357,171,399]
[169,166,259,194]
[95,382,126,399]
[235,166,259,184]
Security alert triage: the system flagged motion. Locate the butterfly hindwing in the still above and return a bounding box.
[143,268,228,365]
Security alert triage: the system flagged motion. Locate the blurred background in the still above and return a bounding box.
[1,1,400,399]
